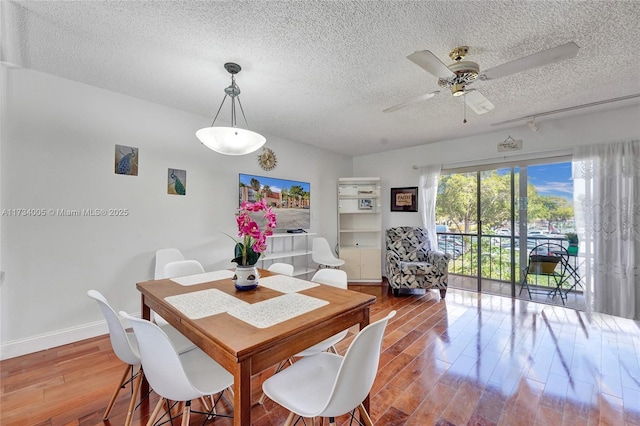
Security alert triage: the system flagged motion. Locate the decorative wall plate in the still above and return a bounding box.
[258,147,277,171]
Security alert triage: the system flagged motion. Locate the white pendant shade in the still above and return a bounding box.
[197,63,266,156]
[196,126,266,156]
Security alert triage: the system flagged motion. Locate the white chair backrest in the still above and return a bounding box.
[268,263,295,276]
[87,290,140,366]
[312,237,345,268]
[312,237,334,259]
[155,248,186,279]
[164,259,205,278]
[311,269,348,289]
[322,311,396,417]
[119,311,202,403]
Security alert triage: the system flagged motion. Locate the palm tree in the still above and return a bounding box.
[263,185,273,206]
[250,178,262,200]
[289,185,305,208]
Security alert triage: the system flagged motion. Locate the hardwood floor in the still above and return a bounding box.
[449,274,587,312]
[2,282,639,425]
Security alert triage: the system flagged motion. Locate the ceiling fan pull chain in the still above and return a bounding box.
[463,94,467,124]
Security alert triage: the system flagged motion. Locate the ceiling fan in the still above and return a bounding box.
[384,42,580,116]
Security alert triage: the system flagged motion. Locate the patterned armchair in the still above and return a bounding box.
[385,227,451,298]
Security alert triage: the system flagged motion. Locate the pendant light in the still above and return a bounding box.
[196,62,266,155]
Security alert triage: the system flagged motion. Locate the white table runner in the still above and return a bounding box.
[227,293,328,329]
[258,275,320,293]
[170,270,235,286]
[165,288,248,319]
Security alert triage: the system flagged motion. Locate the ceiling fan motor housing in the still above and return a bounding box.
[438,60,480,95]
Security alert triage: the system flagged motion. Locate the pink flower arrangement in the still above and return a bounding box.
[233,200,277,266]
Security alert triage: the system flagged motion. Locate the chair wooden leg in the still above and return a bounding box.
[199,396,211,412]
[221,388,233,408]
[180,401,191,426]
[174,401,185,417]
[357,403,374,426]
[146,398,165,426]
[103,364,132,420]
[284,411,296,426]
[124,368,143,426]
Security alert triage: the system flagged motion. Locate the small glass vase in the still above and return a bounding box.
[233,265,259,291]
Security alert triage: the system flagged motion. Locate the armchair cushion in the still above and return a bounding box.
[385,227,451,296]
[399,261,435,276]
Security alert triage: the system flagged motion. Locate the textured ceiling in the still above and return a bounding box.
[3,0,640,157]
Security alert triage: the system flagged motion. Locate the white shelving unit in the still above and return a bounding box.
[260,232,316,278]
[338,177,382,283]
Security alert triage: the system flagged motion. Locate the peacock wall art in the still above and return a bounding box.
[114,145,139,176]
[168,168,187,196]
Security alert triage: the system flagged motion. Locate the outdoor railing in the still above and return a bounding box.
[437,232,583,294]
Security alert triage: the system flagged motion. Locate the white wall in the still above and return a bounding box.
[353,104,640,233]
[0,68,352,359]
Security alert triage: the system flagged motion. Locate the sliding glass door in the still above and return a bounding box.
[436,157,574,300]
[479,167,518,295]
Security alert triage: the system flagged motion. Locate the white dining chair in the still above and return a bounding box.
[267,262,295,276]
[119,311,234,425]
[312,237,345,269]
[297,269,350,355]
[258,268,349,405]
[164,259,205,278]
[311,268,348,289]
[152,248,187,326]
[87,290,196,426]
[154,248,186,279]
[154,259,206,327]
[262,311,396,426]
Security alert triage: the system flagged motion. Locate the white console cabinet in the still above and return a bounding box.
[338,178,382,283]
[260,232,316,278]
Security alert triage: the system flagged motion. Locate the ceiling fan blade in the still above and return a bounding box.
[480,42,579,81]
[407,50,456,79]
[383,91,440,113]
[465,90,495,115]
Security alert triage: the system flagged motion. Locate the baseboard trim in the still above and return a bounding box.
[1,311,140,360]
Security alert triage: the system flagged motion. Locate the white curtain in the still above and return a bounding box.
[419,164,442,247]
[572,140,640,320]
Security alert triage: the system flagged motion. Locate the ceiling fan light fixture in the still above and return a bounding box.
[439,58,479,91]
[196,62,266,156]
[451,84,466,96]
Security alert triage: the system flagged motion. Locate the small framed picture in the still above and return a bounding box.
[168,168,187,195]
[359,198,373,210]
[391,187,418,212]
[115,144,139,176]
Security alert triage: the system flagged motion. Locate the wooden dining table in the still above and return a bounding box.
[137,269,376,425]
